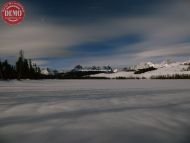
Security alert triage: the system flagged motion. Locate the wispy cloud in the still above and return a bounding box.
[136,43,190,59]
[0,0,190,68]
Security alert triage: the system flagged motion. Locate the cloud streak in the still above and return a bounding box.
[136,43,190,58]
[0,0,190,68]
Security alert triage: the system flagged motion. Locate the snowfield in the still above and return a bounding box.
[91,61,190,78]
[0,80,190,143]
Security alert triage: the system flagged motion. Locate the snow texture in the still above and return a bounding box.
[0,80,190,143]
[91,61,190,78]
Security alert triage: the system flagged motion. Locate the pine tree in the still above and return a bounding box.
[0,60,3,79]
[16,50,24,79]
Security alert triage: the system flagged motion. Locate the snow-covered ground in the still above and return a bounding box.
[0,80,190,143]
[91,61,190,79]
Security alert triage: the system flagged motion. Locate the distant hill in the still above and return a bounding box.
[90,60,190,79]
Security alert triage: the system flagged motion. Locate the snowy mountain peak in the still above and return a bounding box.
[135,62,155,70]
[90,59,190,79]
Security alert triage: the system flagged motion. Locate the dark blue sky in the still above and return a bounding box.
[25,0,162,18]
[0,0,190,69]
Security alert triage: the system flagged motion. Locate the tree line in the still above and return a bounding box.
[0,50,42,80]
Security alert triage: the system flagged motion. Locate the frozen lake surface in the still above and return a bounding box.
[0,80,190,143]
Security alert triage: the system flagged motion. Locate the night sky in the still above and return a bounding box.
[0,0,190,69]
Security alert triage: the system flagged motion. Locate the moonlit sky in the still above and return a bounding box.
[0,0,190,69]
